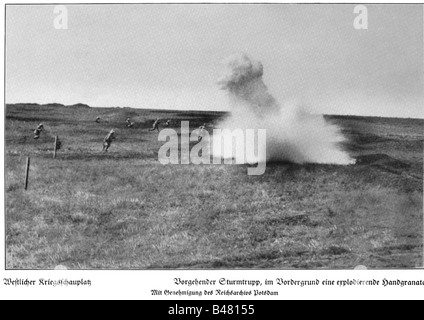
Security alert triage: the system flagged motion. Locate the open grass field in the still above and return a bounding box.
[4,103,423,269]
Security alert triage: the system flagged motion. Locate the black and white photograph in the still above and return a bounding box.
[2,1,423,295]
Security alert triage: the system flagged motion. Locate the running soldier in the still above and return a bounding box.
[149,118,161,132]
[102,129,116,151]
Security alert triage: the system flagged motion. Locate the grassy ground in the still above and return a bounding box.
[5,103,423,269]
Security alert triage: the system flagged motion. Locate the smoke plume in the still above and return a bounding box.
[214,53,355,165]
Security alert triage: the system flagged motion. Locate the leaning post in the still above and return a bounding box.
[24,157,30,190]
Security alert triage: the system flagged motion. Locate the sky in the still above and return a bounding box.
[5,4,423,118]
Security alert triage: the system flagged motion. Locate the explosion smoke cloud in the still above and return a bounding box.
[214,53,355,165]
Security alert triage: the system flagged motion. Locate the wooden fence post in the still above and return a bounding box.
[53,135,58,159]
[24,157,30,190]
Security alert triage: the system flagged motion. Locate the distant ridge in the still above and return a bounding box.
[69,103,90,108]
[6,102,90,108]
[5,103,227,114]
[45,103,64,107]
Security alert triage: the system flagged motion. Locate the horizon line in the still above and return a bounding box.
[5,102,424,120]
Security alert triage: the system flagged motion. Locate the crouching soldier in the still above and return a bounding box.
[33,123,44,139]
[163,119,171,127]
[102,129,116,151]
[126,118,134,128]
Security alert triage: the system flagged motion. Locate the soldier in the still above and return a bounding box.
[198,123,206,142]
[102,129,116,151]
[163,119,171,127]
[149,118,161,132]
[55,136,62,150]
[34,128,41,139]
[33,123,44,139]
[95,116,101,123]
[126,118,134,128]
